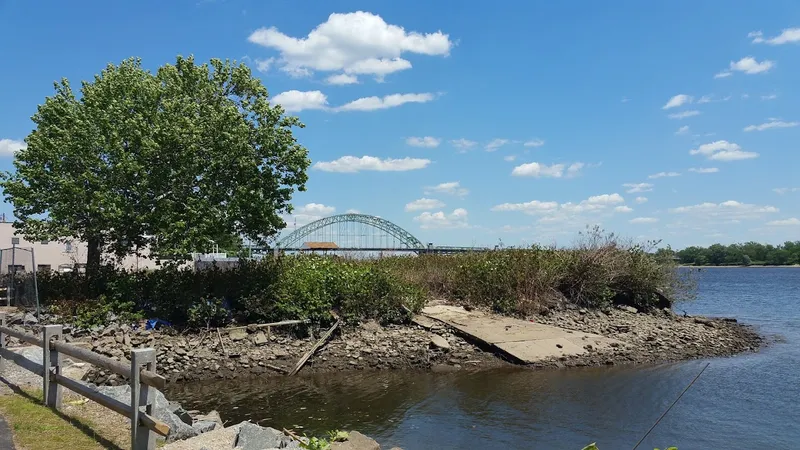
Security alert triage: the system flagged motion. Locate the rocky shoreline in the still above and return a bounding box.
[1,305,763,385]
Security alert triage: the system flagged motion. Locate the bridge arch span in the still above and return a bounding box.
[276,214,424,249]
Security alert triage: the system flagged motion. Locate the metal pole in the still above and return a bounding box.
[1,249,6,307]
[10,243,16,306]
[0,313,6,375]
[30,248,40,320]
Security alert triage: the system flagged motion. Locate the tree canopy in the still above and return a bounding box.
[673,241,800,266]
[0,56,310,270]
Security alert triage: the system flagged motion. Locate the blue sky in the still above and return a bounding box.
[1,0,799,249]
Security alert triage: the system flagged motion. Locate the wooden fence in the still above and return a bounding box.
[0,313,170,450]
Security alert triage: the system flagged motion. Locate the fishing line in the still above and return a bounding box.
[631,362,710,450]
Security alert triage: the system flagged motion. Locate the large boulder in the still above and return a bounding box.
[94,385,199,442]
[234,421,299,449]
[331,431,381,450]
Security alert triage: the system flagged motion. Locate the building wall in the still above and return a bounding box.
[0,223,160,272]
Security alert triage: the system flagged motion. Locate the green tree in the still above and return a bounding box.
[706,244,727,266]
[0,56,309,275]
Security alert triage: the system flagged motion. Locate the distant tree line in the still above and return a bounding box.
[663,241,800,266]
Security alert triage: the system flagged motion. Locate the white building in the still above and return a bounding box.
[0,222,159,273]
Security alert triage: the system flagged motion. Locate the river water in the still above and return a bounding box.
[168,268,800,449]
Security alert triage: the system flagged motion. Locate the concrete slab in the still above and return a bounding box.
[420,305,623,364]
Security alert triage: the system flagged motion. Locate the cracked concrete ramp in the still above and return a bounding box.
[420,305,623,364]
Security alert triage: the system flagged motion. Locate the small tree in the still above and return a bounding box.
[1,56,309,276]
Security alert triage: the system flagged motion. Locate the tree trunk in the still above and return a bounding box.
[86,235,103,296]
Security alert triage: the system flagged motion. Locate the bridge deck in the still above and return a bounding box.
[419,305,624,363]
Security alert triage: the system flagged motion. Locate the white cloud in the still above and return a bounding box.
[345,58,412,78]
[0,139,26,155]
[566,162,585,178]
[714,71,732,79]
[630,217,658,224]
[296,203,336,215]
[635,196,648,204]
[450,138,477,150]
[523,139,545,147]
[724,56,775,76]
[345,209,361,214]
[662,94,693,109]
[585,193,625,205]
[284,203,336,226]
[492,200,560,214]
[326,73,359,85]
[406,136,441,148]
[492,193,624,217]
[503,155,517,162]
[761,94,778,100]
[623,183,654,193]
[767,218,800,226]
[675,125,690,135]
[668,110,700,119]
[425,181,469,197]
[336,93,435,111]
[743,120,799,132]
[688,167,719,174]
[405,198,445,212]
[750,28,800,45]
[669,200,779,221]
[413,208,469,229]
[648,171,681,179]
[272,90,329,112]
[255,57,275,72]
[313,155,431,172]
[696,95,712,104]
[511,162,564,178]
[511,162,586,178]
[773,187,799,195]
[689,140,759,161]
[485,138,510,152]
[248,11,452,80]
[615,205,633,213]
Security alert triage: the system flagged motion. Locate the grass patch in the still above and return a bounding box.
[0,389,127,450]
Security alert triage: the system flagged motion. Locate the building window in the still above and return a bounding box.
[8,264,25,274]
[37,264,52,272]
[41,240,49,245]
[65,241,73,252]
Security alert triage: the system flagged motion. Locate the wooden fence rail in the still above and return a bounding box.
[0,312,170,450]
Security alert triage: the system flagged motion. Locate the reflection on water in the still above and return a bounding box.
[169,268,800,450]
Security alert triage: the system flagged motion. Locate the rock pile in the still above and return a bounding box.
[529,305,763,367]
[2,313,502,384]
[161,421,387,450]
[1,305,763,382]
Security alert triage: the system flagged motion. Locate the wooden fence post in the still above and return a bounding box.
[0,313,6,375]
[131,348,157,450]
[42,324,63,408]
